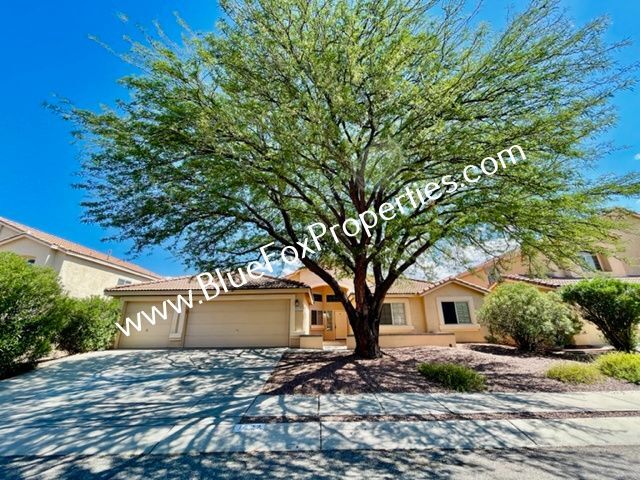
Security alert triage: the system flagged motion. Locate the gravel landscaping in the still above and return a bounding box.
[262,345,640,395]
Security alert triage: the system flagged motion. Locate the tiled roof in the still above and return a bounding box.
[384,277,434,294]
[503,274,640,288]
[421,276,491,294]
[105,274,309,294]
[371,275,490,295]
[0,216,159,279]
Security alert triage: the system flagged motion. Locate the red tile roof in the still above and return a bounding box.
[105,273,308,294]
[421,276,492,294]
[0,216,159,279]
[503,274,640,288]
[382,277,434,294]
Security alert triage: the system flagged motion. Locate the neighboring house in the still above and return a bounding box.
[0,216,160,297]
[106,269,490,349]
[457,210,640,346]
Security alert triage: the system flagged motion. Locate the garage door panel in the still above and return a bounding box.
[118,302,173,348]
[184,299,290,348]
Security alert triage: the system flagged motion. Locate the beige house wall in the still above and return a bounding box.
[0,234,154,298]
[612,214,640,275]
[0,224,21,241]
[347,333,456,349]
[423,283,488,343]
[58,255,149,298]
[0,236,64,270]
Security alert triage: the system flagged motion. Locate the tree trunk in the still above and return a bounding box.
[352,312,382,359]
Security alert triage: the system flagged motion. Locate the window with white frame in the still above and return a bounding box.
[117,278,133,286]
[441,301,472,325]
[380,303,406,325]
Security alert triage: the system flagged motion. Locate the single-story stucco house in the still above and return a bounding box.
[106,269,491,349]
[106,210,640,350]
[0,216,160,297]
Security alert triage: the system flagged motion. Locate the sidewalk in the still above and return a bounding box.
[245,390,640,418]
[152,390,640,453]
[1,391,639,456]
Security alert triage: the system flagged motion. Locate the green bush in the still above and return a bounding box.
[595,352,640,384]
[546,362,602,384]
[57,296,121,354]
[562,278,640,352]
[0,252,66,377]
[478,283,582,352]
[417,362,486,392]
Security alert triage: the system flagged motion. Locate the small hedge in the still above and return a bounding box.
[595,352,640,384]
[56,296,121,354]
[546,363,603,384]
[562,278,640,352]
[417,362,486,392]
[477,283,581,352]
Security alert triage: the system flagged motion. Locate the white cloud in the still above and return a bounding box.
[634,153,640,160]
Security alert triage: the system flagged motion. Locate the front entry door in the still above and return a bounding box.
[335,311,348,339]
[323,311,335,341]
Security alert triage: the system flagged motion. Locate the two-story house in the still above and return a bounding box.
[0,216,160,297]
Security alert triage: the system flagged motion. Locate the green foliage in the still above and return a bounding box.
[417,362,486,392]
[62,0,639,275]
[58,0,640,356]
[57,296,121,354]
[562,278,640,352]
[478,283,582,352]
[0,252,66,377]
[546,362,603,384]
[595,352,640,384]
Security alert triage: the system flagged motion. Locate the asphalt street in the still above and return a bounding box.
[2,446,639,479]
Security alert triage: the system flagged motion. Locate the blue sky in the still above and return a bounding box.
[0,1,638,277]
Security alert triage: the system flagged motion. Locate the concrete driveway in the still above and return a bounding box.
[0,349,294,456]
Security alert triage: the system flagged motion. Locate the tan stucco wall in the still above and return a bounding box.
[347,333,456,349]
[58,255,151,298]
[0,235,153,298]
[0,224,21,241]
[0,237,64,271]
[611,215,640,275]
[458,251,530,288]
[423,283,488,343]
[299,335,323,349]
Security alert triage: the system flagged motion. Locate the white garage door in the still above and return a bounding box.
[184,299,290,348]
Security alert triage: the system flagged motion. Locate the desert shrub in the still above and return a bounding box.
[595,352,640,384]
[0,252,66,377]
[417,362,486,392]
[57,296,121,354]
[478,283,581,352]
[546,362,602,384]
[562,278,640,352]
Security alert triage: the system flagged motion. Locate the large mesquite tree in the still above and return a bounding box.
[65,0,638,358]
